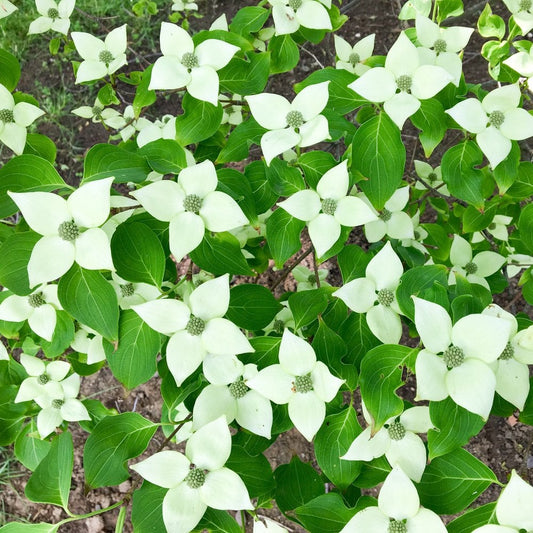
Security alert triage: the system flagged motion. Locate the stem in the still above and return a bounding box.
[312,247,321,288]
[271,246,313,290]
[57,500,125,525]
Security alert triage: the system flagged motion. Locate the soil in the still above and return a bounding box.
[1,0,532,532]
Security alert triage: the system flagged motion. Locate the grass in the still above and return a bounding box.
[0,447,27,527]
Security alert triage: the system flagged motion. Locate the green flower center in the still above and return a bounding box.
[443,345,465,368]
[519,0,532,10]
[427,172,438,183]
[396,74,412,92]
[288,0,302,9]
[185,467,206,489]
[414,230,421,239]
[229,379,249,399]
[321,198,337,216]
[273,319,285,334]
[499,342,514,360]
[348,52,360,66]
[183,194,202,214]
[92,106,103,119]
[286,110,305,129]
[186,314,205,336]
[377,288,394,307]
[464,261,478,274]
[387,420,406,440]
[37,373,50,385]
[307,274,316,284]
[181,52,199,69]
[379,208,392,222]
[0,109,14,123]
[388,520,407,533]
[28,292,45,308]
[51,399,64,409]
[433,38,447,53]
[58,220,80,241]
[294,373,313,393]
[120,283,135,298]
[99,50,115,66]
[47,8,59,18]
[489,110,505,128]
[489,222,497,230]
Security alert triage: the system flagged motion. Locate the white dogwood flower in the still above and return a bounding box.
[413,297,512,419]
[109,273,160,310]
[414,160,449,195]
[340,466,447,533]
[72,97,125,129]
[502,0,533,35]
[0,83,45,155]
[149,22,239,105]
[398,0,431,20]
[349,32,453,129]
[292,265,329,292]
[269,0,332,35]
[342,404,433,482]
[136,114,176,148]
[72,25,128,83]
[171,0,198,11]
[246,81,330,165]
[131,160,247,261]
[334,34,375,76]
[0,284,62,341]
[277,160,377,257]
[446,84,533,169]
[131,417,253,533]
[28,0,75,35]
[334,241,404,344]
[504,48,533,92]
[473,470,533,533]
[9,177,115,288]
[71,325,106,365]
[247,329,343,441]
[132,274,253,386]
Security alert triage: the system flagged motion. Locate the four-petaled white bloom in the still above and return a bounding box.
[71,324,106,365]
[28,0,75,35]
[342,404,433,482]
[413,297,512,419]
[446,84,533,169]
[247,329,343,441]
[504,47,533,92]
[149,22,239,105]
[359,187,415,243]
[132,274,253,386]
[247,81,330,165]
[72,97,125,129]
[110,273,160,310]
[0,284,62,341]
[349,32,453,129]
[472,470,533,533]
[340,466,447,533]
[334,34,375,76]
[0,83,45,155]
[449,235,506,290]
[415,16,474,86]
[8,177,115,288]
[333,241,404,344]
[278,160,377,257]
[505,245,533,277]
[72,25,128,83]
[171,0,198,11]
[414,160,449,195]
[136,114,176,147]
[130,417,253,533]
[131,160,248,261]
[193,357,273,438]
[292,265,329,292]
[269,0,332,36]
[502,0,533,35]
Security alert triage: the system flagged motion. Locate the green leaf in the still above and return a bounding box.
[175,94,223,145]
[195,509,241,533]
[266,157,306,195]
[0,49,21,91]
[289,289,329,329]
[338,312,380,370]
[189,231,253,275]
[111,222,165,286]
[226,446,275,498]
[244,161,277,214]
[0,154,68,218]
[104,310,160,389]
[351,113,406,210]
[266,208,304,268]
[297,151,338,189]
[417,448,498,514]
[314,407,362,489]
[274,456,324,513]
[493,141,520,194]
[40,310,75,358]
[294,493,358,533]
[14,421,51,471]
[447,502,497,533]
[427,398,485,460]
[25,432,73,510]
[58,264,119,342]
[518,203,533,254]
[360,345,418,431]
[337,245,371,283]
[421,224,451,263]
[268,34,299,74]
[410,99,447,157]
[477,3,506,40]
[218,52,270,95]
[226,284,281,330]
[131,481,166,533]
[462,205,496,233]
[240,336,281,369]
[507,162,533,198]
[217,118,266,164]
[97,83,119,106]
[23,134,57,163]
[83,144,150,184]
[230,6,270,36]
[137,139,187,174]
[84,412,157,488]
[0,524,59,533]
[133,65,157,115]
[217,167,257,223]
[0,231,40,295]
[436,0,464,22]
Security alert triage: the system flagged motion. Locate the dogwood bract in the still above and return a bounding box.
[71,325,106,365]
[277,160,377,257]
[130,417,253,533]
[246,81,330,165]
[246,329,343,441]
[502,0,533,34]
[504,47,533,91]
[269,0,332,35]
[446,84,533,169]
[72,97,125,129]
[414,160,449,195]
[334,34,375,76]
[28,0,76,35]
[8,177,115,288]
[148,22,239,105]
